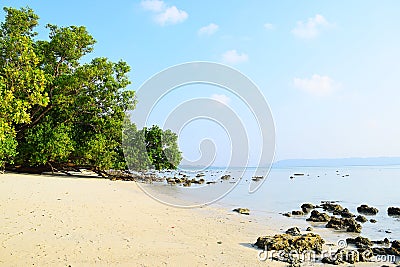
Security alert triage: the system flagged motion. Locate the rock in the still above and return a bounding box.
[321,256,343,265]
[323,248,373,264]
[372,241,400,256]
[251,176,263,181]
[357,248,374,262]
[306,227,313,231]
[174,178,183,183]
[285,227,301,236]
[283,212,291,217]
[372,238,390,246]
[198,178,205,184]
[391,240,400,255]
[328,248,372,264]
[306,210,331,222]
[321,202,344,214]
[255,233,324,254]
[388,207,400,216]
[341,208,356,218]
[357,204,379,215]
[355,215,368,223]
[291,210,305,216]
[346,236,372,248]
[301,203,315,213]
[166,178,176,185]
[220,175,230,180]
[206,181,216,184]
[370,219,377,223]
[372,247,389,255]
[233,208,250,215]
[326,217,362,233]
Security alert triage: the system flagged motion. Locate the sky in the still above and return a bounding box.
[2,1,400,165]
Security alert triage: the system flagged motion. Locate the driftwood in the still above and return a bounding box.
[5,163,159,182]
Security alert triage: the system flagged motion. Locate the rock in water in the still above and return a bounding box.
[391,240,400,255]
[285,227,301,236]
[372,240,400,256]
[355,215,368,223]
[301,203,315,213]
[255,233,324,254]
[346,236,372,248]
[321,202,344,214]
[326,217,362,233]
[306,210,331,222]
[372,238,390,246]
[340,208,355,218]
[357,204,379,215]
[233,208,250,215]
[220,174,231,180]
[323,248,373,264]
[388,207,400,216]
[291,210,305,216]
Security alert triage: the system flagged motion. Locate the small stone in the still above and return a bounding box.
[291,210,305,216]
[233,208,250,215]
[285,227,301,236]
[355,215,368,223]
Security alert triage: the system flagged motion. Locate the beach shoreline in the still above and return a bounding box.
[0,173,396,266]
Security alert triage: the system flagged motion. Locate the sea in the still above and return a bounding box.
[140,165,400,244]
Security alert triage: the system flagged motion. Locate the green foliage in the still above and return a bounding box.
[0,118,17,170]
[0,7,182,172]
[123,124,182,170]
[123,121,152,171]
[143,125,182,170]
[0,7,48,169]
[21,120,74,166]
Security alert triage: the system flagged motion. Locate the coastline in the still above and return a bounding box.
[0,173,397,266]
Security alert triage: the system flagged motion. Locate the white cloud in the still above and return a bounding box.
[292,14,331,39]
[293,74,338,96]
[198,23,219,36]
[211,94,230,105]
[221,50,248,65]
[141,0,188,26]
[264,23,274,30]
[141,0,165,12]
[156,6,188,26]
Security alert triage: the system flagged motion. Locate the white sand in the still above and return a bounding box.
[0,173,282,266]
[0,173,396,266]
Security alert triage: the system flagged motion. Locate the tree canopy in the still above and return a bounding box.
[0,7,181,173]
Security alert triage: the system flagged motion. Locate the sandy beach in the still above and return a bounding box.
[0,173,397,267]
[0,173,282,266]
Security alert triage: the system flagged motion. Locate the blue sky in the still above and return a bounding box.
[2,1,400,165]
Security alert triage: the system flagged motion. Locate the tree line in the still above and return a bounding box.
[0,7,182,174]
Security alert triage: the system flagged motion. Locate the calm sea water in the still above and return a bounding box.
[141,165,400,242]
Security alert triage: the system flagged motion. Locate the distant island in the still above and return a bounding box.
[273,157,400,168]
